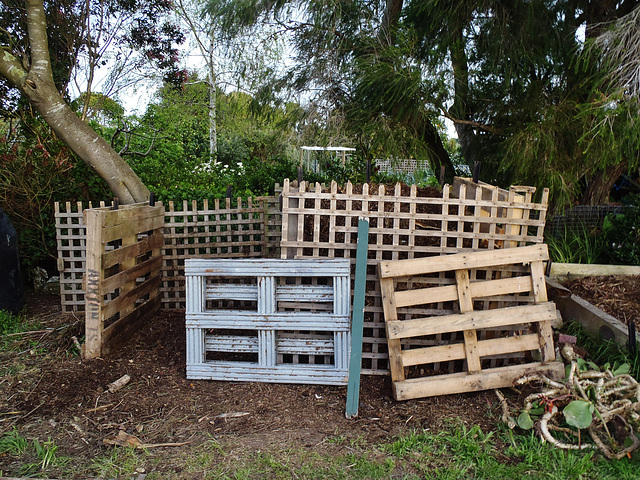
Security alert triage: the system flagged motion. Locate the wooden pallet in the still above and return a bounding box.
[378,244,565,400]
[84,203,164,358]
[185,258,351,385]
[55,196,282,312]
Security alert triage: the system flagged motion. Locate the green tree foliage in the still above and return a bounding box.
[207,0,458,182]
[402,0,640,208]
[208,0,640,208]
[0,122,110,273]
[113,77,301,200]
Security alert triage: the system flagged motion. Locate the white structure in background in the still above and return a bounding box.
[300,146,356,173]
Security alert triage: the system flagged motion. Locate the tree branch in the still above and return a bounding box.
[442,110,501,135]
[25,0,53,80]
[0,48,28,88]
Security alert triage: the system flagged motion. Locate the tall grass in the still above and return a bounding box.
[545,224,606,264]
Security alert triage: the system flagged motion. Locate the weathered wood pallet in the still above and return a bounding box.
[84,203,164,358]
[280,178,550,374]
[185,258,351,385]
[378,244,565,400]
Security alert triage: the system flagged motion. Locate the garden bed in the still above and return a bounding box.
[562,275,640,331]
[2,282,639,477]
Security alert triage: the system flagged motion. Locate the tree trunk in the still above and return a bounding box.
[0,0,149,204]
[581,161,629,205]
[208,40,218,164]
[25,78,150,203]
[418,118,456,184]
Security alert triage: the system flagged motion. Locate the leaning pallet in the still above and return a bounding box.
[185,258,351,385]
[378,244,565,400]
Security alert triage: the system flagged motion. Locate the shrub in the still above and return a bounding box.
[0,127,110,276]
[601,197,640,266]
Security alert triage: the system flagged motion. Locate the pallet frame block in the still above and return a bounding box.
[378,244,564,400]
[84,202,164,358]
[185,258,351,385]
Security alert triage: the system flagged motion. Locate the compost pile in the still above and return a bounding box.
[563,275,640,329]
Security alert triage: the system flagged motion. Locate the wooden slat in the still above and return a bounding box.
[379,244,549,279]
[205,284,258,301]
[394,276,534,307]
[346,218,369,418]
[386,302,557,339]
[101,255,162,294]
[186,312,351,331]
[204,335,334,355]
[456,269,481,373]
[401,333,542,367]
[186,258,350,277]
[276,285,334,302]
[393,362,565,400]
[104,215,164,243]
[84,208,104,359]
[101,275,161,320]
[186,363,349,385]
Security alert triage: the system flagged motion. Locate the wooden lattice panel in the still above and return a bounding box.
[55,197,282,312]
[55,201,110,312]
[279,178,549,374]
[378,244,565,400]
[185,259,351,385]
[162,197,281,310]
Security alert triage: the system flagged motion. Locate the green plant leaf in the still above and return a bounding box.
[517,411,534,430]
[563,401,594,429]
[586,361,600,371]
[613,363,630,375]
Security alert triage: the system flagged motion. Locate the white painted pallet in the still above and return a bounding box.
[185,258,351,385]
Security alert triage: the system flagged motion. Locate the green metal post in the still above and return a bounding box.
[345,218,369,418]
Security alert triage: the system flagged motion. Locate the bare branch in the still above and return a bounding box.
[442,110,501,135]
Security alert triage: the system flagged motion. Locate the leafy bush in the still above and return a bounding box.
[601,199,640,266]
[0,127,110,276]
[151,156,300,203]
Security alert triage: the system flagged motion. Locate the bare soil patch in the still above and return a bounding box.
[1,292,497,477]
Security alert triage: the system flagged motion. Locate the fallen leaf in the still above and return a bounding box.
[103,430,143,448]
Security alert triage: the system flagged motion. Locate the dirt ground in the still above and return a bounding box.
[2,275,638,477]
[1,292,497,477]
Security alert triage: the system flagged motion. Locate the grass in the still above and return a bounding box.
[91,446,147,479]
[545,224,606,264]
[0,430,69,477]
[0,309,43,350]
[3,417,640,479]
